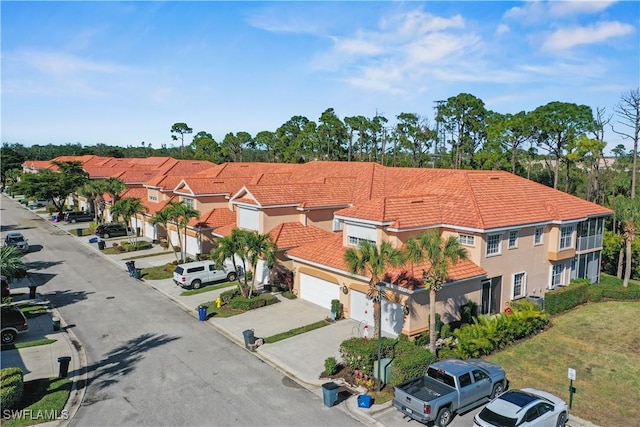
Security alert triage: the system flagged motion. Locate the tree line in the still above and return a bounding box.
[2,90,638,282]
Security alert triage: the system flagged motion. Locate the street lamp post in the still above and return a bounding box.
[376,281,385,392]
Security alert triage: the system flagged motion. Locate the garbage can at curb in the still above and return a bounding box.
[58,356,72,378]
[242,329,256,350]
[134,268,142,279]
[198,305,208,321]
[98,240,106,250]
[322,382,340,407]
[125,261,135,277]
[52,317,61,331]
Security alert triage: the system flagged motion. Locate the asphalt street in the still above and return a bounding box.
[1,200,362,427]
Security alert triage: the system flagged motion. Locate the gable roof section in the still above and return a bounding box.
[189,208,235,229]
[268,222,335,250]
[175,177,251,196]
[287,235,486,289]
[212,222,237,237]
[235,181,356,208]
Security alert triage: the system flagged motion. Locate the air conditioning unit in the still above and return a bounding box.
[526,295,544,310]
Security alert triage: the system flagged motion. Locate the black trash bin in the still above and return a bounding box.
[322,382,340,407]
[98,240,106,250]
[242,329,256,350]
[134,268,142,279]
[58,356,72,378]
[198,305,208,321]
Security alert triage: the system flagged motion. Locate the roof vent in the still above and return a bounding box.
[411,200,424,204]
[490,177,500,180]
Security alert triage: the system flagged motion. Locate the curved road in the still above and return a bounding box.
[2,198,362,426]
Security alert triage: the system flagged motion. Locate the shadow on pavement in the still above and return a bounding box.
[75,333,180,391]
[43,289,93,309]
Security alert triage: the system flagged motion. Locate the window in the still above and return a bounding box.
[508,230,519,249]
[551,264,564,288]
[472,370,488,382]
[459,234,475,246]
[560,225,574,250]
[513,272,526,298]
[458,373,472,388]
[534,226,544,245]
[486,234,502,256]
[348,236,375,247]
[333,218,343,232]
[183,197,194,208]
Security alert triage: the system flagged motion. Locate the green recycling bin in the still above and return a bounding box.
[134,268,142,279]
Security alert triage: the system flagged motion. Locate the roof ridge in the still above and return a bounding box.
[464,171,486,229]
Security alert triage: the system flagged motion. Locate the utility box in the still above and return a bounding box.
[373,357,393,385]
[526,295,544,310]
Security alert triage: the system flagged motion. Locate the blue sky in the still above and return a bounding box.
[2,1,639,153]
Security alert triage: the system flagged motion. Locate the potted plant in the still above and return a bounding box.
[330,299,342,320]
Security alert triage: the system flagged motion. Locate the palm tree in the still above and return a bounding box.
[165,201,200,263]
[104,177,126,205]
[149,208,179,262]
[611,196,640,287]
[344,240,404,338]
[79,180,109,223]
[405,230,468,354]
[111,198,149,246]
[245,231,277,297]
[0,246,26,282]
[210,228,250,297]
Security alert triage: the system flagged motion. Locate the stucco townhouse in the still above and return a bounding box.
[23,157,611,339]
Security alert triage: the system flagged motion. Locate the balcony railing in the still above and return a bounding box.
[577,234,603,252]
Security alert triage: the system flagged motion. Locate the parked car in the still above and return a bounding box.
[28,199,53,208]
[393,358,508,427]
[474,388,568,427]
[64,211,93,223]
[95,223,129,239]
[173,260,238,289]
[4,233,29,253]
[1,305,29,344]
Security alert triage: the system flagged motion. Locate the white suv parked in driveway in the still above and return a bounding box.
[173,260,238,289]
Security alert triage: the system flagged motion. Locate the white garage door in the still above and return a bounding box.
[299,273,339,309]
[170,230,180,247]
[351,290,404,336]
[144,222,156,240]
[186,235,199,256]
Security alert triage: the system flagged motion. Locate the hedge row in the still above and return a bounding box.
[440,305,549,359]
[0,367,24,411]
[545,276,640,314]
[229,293,279,310]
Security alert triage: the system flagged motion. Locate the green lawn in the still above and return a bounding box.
[180,282,236,296]
[487,301,640,427]
[2,377,72,427]
[1,339,57,352]
[140,265,173,280]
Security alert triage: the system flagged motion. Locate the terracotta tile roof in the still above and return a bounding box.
[175,177,250,196]
[189,208,235,229]
[335,169,612,230]
[211,162,298,178]
[120,187,147,201]
[144,175,184,190]
[83,166,130,179]
[118,170,161,184]
[287,235,486,290]
[142,197,174,215]
[237,181,356,208]
[164,160,216,175]
[23,160,57,171]
[212,222,237,237]
[232,197,258,205]
[268,222,336,250]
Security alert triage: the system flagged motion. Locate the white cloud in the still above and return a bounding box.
[332,36,383,56]
[542,21,635,50]
[495,24,510,36]
[548,1,616,17]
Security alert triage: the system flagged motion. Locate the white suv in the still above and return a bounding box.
[173,261,238,289]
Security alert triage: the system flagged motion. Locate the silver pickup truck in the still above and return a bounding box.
[393,358,508,427]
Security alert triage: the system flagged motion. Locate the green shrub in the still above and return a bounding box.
[588,275,640,302]
[0,368,24,410]
[545,281,588,315]
[339,337,396,374]
[460,301,478,324]
[282,291,296,299]
[121,241,153,252]
[324,357,339,375]
[389,343,437,386]
[510,299,539,312]
[229,293,278,310]
[220,288,240,305]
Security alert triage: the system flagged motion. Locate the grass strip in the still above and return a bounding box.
[264,319,331,344]
[2,339,57,352]
[180,282,236,296]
